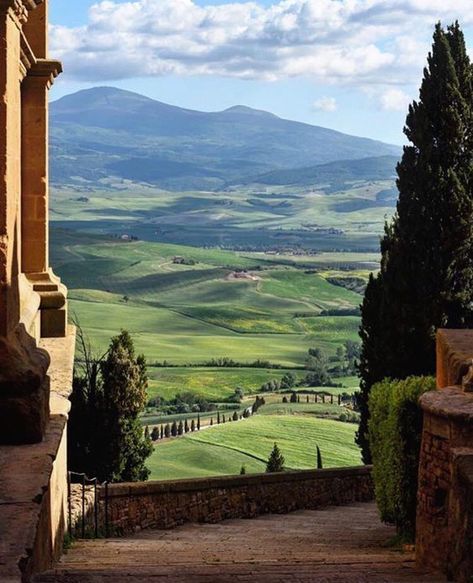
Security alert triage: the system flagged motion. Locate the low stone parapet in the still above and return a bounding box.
[102,466,373,534]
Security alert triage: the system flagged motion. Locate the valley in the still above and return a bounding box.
[50,87,395,481]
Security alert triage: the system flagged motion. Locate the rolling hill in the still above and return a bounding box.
[50,87,400,191]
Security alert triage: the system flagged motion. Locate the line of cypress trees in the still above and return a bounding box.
[357,22,473,462]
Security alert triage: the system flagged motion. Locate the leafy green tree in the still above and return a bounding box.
[69,329,153,482]
[280,372,296,389]
[266,443,285,473]
[358,22,473,462]
[77,330,153,482]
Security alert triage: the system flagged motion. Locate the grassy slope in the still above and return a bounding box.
[148,415,361,480]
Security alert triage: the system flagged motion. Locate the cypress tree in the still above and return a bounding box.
[191,419,195,432]
[160,425,164,439]
[151,427,159,441]
[358,23,473,462]
[184,419,189,433]
[316,445,323,470]
[178,420,184,435]
[171,421,178,437]
[197,414,201,430]
[164,424,170,438]
[266,443,285,473]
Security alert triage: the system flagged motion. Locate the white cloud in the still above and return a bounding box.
[380,88,411,111]
[313,97,337,112]
[50,0,473,90]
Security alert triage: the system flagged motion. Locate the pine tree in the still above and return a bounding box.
[316,445,323,470]
[358,23,473,462]
[266,443,285,473]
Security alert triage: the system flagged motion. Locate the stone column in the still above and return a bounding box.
[21,59,67,338]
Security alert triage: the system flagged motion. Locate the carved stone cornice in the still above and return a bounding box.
[25,58,63,87]
[0,0,43,26]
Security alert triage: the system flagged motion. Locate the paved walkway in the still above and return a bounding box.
[36,503,446,582]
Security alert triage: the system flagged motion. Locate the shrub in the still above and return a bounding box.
[368,376,435,541]
[266,443,285,473]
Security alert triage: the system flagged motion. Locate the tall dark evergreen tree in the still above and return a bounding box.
[357,23,473,462]
[69,329,153,482]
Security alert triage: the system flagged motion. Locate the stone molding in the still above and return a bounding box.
[0,0,42,27]
[26,58,62,87]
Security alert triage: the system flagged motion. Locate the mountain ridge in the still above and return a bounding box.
[50,86,401,191]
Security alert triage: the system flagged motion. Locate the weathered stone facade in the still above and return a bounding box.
[416,330,473,582]
[0,3,74,582]
[103,466,374,534]
[0,0,67,445]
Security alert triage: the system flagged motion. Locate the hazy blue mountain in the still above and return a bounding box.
[251,155,399,190]
[50,87,401,191]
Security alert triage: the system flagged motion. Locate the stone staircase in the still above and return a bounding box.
[35,503,446,583]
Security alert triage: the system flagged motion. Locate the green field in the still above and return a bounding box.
[146,367,307,401]
[148,415,361,480]
[50,180,384,480]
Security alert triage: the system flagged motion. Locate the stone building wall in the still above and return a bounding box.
[0,3,72,580]
[102,466,373,535]
[416,329,473,582]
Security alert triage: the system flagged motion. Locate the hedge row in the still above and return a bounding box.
[368,375,435,541]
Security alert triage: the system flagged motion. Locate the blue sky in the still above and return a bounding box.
[49,0,473,145]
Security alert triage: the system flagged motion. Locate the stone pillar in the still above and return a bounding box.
[416,329,473,581]
[22,60,67,338]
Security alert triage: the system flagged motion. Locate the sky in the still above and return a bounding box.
[49,0,473,145]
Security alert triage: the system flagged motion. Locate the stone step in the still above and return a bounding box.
[35,503,446,583]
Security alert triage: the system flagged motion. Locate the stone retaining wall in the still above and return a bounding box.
[102,466,373,534]
[416,329,473,582]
